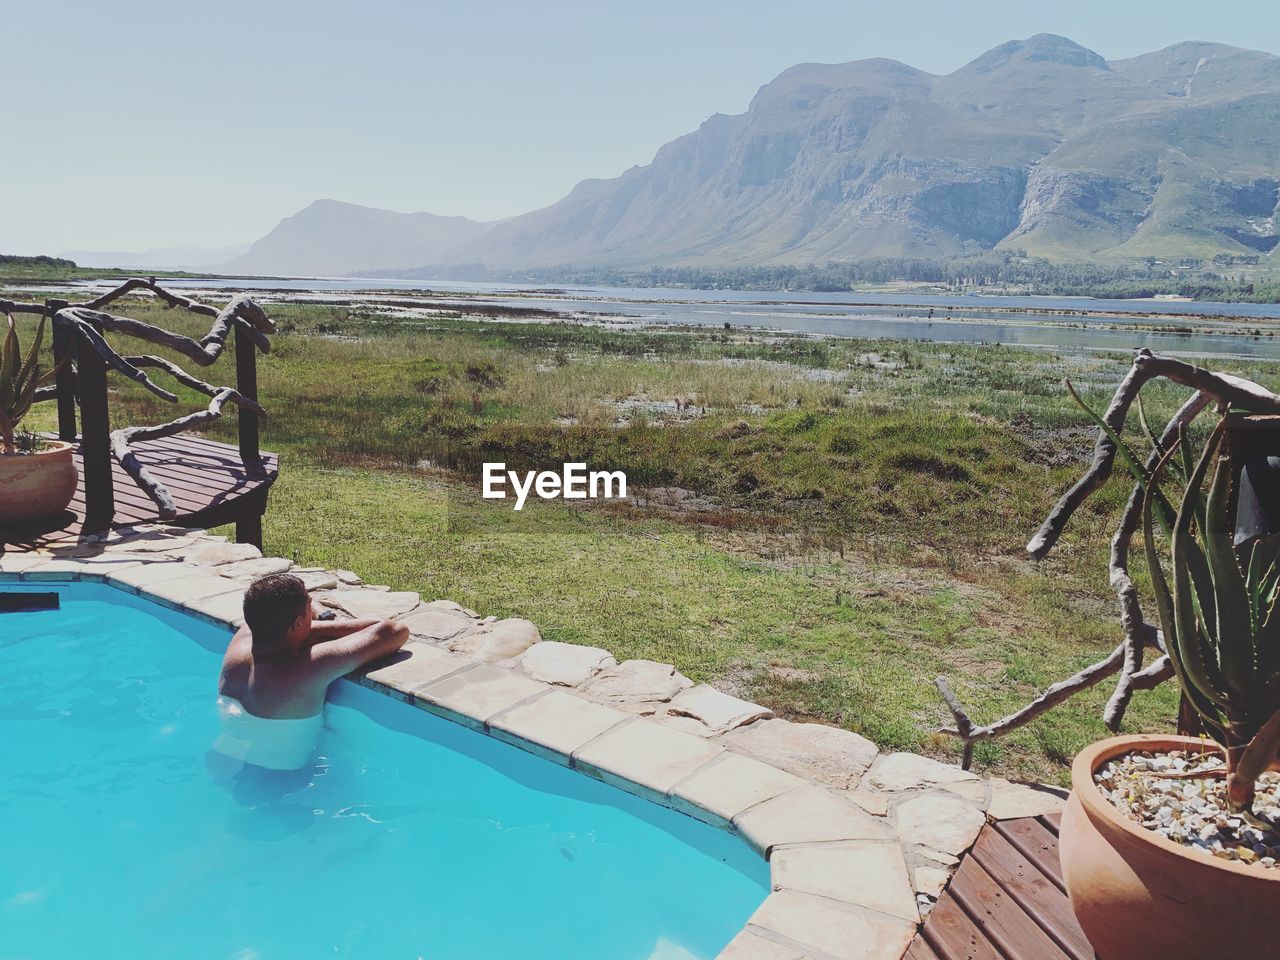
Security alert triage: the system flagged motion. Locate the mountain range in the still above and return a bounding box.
[67,35,1280,276]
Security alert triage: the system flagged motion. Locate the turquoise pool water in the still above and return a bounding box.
[0,582,767,959]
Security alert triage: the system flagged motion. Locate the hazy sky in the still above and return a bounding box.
[5,0,1278,254]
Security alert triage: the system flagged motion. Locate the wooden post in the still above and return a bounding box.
[76,326,114,526]
[234,320,264,548]
[234,319,260,466]
[47,299,77,441]
[237,510,264,550]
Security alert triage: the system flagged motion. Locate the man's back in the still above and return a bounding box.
[218,631,329,719]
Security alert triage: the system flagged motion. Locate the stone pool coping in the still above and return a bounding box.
[2,524,1068,960]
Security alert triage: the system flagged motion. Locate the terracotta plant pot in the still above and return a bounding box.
[1061,734,1280,960]
[0,440,78,523]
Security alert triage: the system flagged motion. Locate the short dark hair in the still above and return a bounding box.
[242,573,309,645]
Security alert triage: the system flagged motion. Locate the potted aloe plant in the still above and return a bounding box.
[0,313,76,523]
[1059,404,1280,960]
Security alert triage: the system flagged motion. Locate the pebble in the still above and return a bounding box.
[1094,750,1280,869]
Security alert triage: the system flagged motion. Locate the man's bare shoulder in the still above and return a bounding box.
[218,630,253,692]
[221,629,253,666]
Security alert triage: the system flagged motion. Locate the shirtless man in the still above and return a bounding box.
[219,572,409,718]
[215,573,408,768]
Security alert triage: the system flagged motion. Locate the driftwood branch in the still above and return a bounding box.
[937,349,1280,767]
[85,276,219,316]
[124,355,241,399]
[59,296,270,368]
[0,299,49,316]
[1131,655,1174,689]
[66,318,179,402]
[937,641,1127,759]
[1102,390,1209,728]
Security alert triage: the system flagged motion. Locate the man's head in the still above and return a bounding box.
[242,573,310,649]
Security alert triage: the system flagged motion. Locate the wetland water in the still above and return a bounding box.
[59,276,1280,360]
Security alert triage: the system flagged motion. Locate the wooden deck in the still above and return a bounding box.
[907,814,1097,960]
[0,434,277,550]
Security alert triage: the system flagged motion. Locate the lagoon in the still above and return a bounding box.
[56,276,1280,360]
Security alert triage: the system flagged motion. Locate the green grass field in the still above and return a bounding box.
[14,289,1278,782]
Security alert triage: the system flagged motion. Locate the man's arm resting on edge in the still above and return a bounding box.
[305,617,383,645]
[309,619,410,682]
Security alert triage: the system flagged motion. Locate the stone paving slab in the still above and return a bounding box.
[217,556,295,581]
[734,786,892,855]
[912,865,950,901]
[294,569,340,591]
[717,930,817,960]
[142,572,246,609]
[985,777,1068,820]
[667,684,774,735]
[518,640,615,686]
[10,558,97,580]
[670,753,806,827]
[101,531,206,555]
[869,752,981,795]
[723,718,878,790]
[574,715,724,803]
[182,541,263,566]
[654,712,716,737]
[314,588,421,620]
[359,642,476,701]
[488,688,631,765]
[578,658,693,708]
[0,552,63,574]
[399,605,477,643]
[41,552,150,576]
[893,794,985,857]
[449,618,540,661]
[415,663,548,730]
[184,589,248,628]
[747,890,917,960]
[847,789,890,818]
[771,841,918,924]
[105,561,205,594]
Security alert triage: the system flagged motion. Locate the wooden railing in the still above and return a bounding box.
[1,279,273,543]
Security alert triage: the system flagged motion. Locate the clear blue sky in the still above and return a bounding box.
[5,0,1278,254]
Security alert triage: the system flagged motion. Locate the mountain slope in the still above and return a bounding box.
[441,35,1280,268]
[223,200,495,277]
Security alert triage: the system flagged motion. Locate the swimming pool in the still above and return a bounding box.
[0,582,767,959]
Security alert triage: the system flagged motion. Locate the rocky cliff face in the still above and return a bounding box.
[443,35,1280,268]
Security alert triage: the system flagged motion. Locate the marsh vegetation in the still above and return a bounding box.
[16,292,1280,781]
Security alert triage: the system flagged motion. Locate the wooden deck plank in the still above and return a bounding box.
[970,830,1095,960]
[0,435,277,550]
[922,892,1006,960]
[903,937,944,960]
[150,432,269,464]
[127,454,263,488]
[913,816,1096,960]
[949,858,1073,960]
[994,817,1066,891]
[136,438,270,475]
